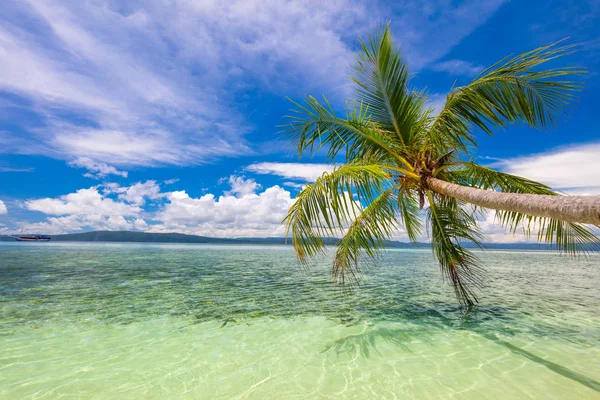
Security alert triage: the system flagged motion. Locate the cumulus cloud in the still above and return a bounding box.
[246,162,334,182]
[24,187,141,216]
[114,181,163,205]
[473,211,531,244]
[15,178,296,237]
[492,142,600,194]
[18,215,147,235]
[15,180,171,234]
[224,176,262,198]
[0,200,7,215]
[283,182,306,190]
[69,157,128,179]
[147,175,294,237]
[153,185,295,237]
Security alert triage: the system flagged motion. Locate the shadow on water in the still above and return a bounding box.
[322,324,434,358]
[480,332,600,393]
[463,307,600,392]
[323,304,600,393]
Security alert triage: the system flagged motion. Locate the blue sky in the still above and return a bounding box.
[0,0,599,240]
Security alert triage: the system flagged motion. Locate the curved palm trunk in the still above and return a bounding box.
[427,177,600,225]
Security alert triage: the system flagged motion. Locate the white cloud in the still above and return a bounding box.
[24,187,141,216]
[0,24,121,113]
[16,182,159,233]
[14,180,168,233]
[14,178,294,237]
[154,185,295,237]
[18,215,147,235]
[69,157,128,179]
[225,176,262,198]
[0,166,35,172]
[283,181,306,190]
[383,0,507,69]
[426,93,448,116]
[431,59,484,76]
[53,129,244,167]
[0,200,7,215]
[133,218,149,231]
[492,142,600,194]
[114,181,163,205]
[246,162,334,182]
[0,0,364,167]
[0,0,506,168]
[163,178,179,185]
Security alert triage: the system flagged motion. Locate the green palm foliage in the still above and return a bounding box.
[282,26,599,307]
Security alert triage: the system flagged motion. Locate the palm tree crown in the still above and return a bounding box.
[282,26,599,307]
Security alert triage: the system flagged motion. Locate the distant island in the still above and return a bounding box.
[0,230,576,250]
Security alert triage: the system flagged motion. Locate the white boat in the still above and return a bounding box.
[14,235,51,242]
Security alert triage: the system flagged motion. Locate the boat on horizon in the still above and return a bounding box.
[14,235,51,242]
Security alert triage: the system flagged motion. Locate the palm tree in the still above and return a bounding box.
[282,26,600,307]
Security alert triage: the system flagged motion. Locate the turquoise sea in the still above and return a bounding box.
[1,242,599,399]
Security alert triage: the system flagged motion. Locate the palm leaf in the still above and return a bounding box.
[351,24,430,146]
[496,210,599,254]
[397,187,422,243]
[430,41,585,153]
[333,187,399,285]
[453,161,554,194]
[283,164,392,264]
[283,95,414,170]
[426,192,486,307]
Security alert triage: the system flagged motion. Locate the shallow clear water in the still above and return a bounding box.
[1,242,599,399]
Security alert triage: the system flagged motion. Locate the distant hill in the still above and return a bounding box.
[49,231,423,247]
[0,230,582,251]
[52,231,239,244]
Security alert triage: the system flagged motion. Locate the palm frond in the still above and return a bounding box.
[431,41,585,153]
[333,187,399,285]
[352,24,430,146]
[283,164,392,264]
[397,187,422,242]
[426,192,486,307]
[496,210,599,254]
[453,161,554,194]
[283,95,412,168]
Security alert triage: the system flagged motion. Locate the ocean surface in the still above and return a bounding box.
[1,242,599,399]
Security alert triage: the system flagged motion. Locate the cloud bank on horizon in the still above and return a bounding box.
[6,144,599,241]
[1,0,599,242]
